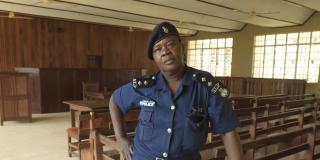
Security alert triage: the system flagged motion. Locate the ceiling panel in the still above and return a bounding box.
[286,0,320,11]
[199,0,314,25]
[0,0,317,35]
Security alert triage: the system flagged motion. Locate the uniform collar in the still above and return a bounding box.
[154,65,193,92]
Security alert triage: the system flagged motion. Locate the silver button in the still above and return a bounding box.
[170,105,175,110]
[167,128,172,134]
[163,152,168,157]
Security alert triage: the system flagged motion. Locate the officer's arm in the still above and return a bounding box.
[109,95,132,160]
[221,129,243,160]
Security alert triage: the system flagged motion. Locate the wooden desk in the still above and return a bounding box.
[63,99,109,128]
[64,99,110,160]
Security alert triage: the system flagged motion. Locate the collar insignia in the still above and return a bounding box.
[193,72,229,97]
[132,76,156,89]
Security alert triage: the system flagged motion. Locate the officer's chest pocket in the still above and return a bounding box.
[138,107,154,142]
[183,114,208,151]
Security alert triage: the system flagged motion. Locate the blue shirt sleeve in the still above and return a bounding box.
[112,83,138,114]
[208,94,239,134]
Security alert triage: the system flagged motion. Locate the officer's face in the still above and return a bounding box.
[152,36,184,72]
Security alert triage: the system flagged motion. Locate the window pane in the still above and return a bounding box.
[309,44,320,83]
[276,34,287,45]
[296,45,310,80]
[203,39,210,48]
[188,41,196,49]
[266,35,275,45]
[202,49,212,72]
[254,31,320,83]
[210,39,218,48]
[226,38,233,47]
[196,40,203,48]
[274,46,286,78]
[287,33,298,44]
[312,31,320,43]
[187,50,196,67]
[299,32,311,44]
[284,45,297,79]
[218,39,225,48]
[255,35,265,46]
[263,46,274,78]
[187,38,233,77]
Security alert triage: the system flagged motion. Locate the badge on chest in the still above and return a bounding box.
[139,100,156,107]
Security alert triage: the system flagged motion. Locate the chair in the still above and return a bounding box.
[92,109,140,160]
[82,81,105,100]
[67,111,112,158]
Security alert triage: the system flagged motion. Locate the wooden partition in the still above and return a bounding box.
[15,68,141,113]
[216,77,306,96]
[0,72,31,125]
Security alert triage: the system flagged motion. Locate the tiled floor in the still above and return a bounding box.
[0,112,78,160]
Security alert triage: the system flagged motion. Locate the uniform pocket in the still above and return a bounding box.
[183,114,208,151]
[138,107,154,141]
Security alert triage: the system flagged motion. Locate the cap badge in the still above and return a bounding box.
[162,26,169,33]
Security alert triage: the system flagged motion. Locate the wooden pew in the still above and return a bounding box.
[203,99,318,159]
[232,94,315,110]
[213,124,320,160]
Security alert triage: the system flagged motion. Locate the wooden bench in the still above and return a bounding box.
[213,124,320,160]
[202,98,319,159]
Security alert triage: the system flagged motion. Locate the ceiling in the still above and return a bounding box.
[0,0,319,35]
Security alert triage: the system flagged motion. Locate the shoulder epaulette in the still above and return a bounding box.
[192,72,229,97]
[132,75,156,89]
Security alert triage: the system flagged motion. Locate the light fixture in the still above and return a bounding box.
[8,11,15,18]
[128,26,134,32]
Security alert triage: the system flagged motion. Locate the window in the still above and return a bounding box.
[253,31,320,83]
[187,38,233,76]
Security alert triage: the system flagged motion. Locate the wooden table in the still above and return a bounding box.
[64,99,110,160]
[63,99,110,128]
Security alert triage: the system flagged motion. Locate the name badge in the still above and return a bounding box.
[139,100,156,107]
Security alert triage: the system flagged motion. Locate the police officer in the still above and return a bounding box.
[109,21,243,160]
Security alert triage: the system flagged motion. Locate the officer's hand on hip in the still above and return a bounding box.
[118,137,132,160]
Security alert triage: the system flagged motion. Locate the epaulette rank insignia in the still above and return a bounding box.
[132,76,156,89]
[192,73,229,97]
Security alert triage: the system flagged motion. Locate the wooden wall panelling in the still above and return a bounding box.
[60,69,75,112]
[16,68,142,113]
[40,69,60,113]
[15,75,30,118]
[0,80,2,125]
[0,16,154,72]
[89,69,103,84]
[74,70,90,99]
[74,23,88,68]
[215,77,305,96]
[0,73,31,125]
[102,27,131,69]
[1,75,15,120]
[88,24,102,57]
[261,79,274,95]
[15,68,41,113]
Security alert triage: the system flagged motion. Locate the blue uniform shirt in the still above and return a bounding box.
[113,66,239,160]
